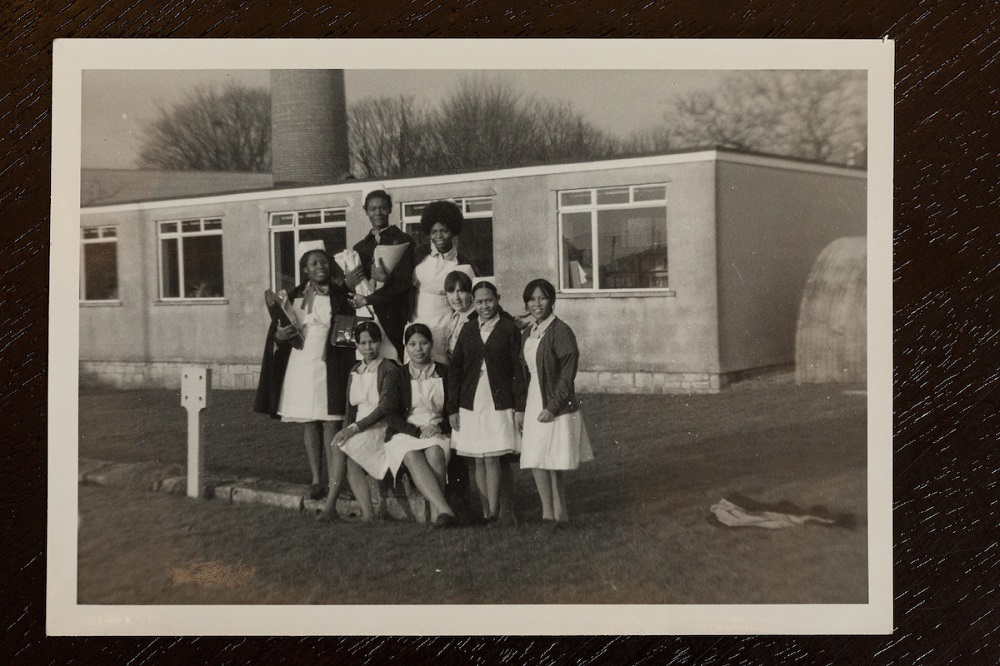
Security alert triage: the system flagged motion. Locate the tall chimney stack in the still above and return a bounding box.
[270,70,351,187]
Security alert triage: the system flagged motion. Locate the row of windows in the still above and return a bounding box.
[80,185,670,302]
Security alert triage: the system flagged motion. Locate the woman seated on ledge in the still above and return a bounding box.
[324,321,399,522]
[383,324,457,528]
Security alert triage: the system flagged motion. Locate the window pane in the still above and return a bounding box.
[465,198,492,214]
[271,213,294,227]
[461,217,494,276]
[405,223,426,250]
[402,202,427,219]
[634,185,667,202]
[299,211,321,225]
[203,219,222,231]
[596,187,630,205]
[560,191,591,207]
[161,238,180,298]
[273,230,297,293]
[300,227,347,279]
[82,228,100,240]
[561,212,593,289]
[324,209,346,223]
[597,207,668,289]
[183,235,224,298]
[83,242,118,300]
[181,220,201,233]
[160,222,177,234]
[101,227,117,238]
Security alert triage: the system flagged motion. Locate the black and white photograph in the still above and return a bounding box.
[48,39,893,635]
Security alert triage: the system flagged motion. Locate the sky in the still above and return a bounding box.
[81,69,726,169]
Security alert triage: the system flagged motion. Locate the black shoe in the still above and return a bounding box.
[308,483,326,500]
[432,513,457,529]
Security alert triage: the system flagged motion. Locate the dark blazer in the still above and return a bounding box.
[520,316,581,417]
[353,225,414,357]
[253,280,356,419]
[447,316,526,416]
[344,358,401,432]
[384,362,452,441]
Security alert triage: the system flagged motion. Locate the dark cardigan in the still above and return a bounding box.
[447,315,526,416]
[383,362,452,440]
[520,316,581,417]
[344,357,401,432]
[253,280,356,419]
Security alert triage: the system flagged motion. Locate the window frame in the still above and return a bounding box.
[268,208,348,292]
[80,225,120,303]
[156,217,226,301]
[557,184,670,294]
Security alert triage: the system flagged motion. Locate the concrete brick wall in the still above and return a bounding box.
[81,361,727,395]
[575,370,721,394]
[81,361,261,391]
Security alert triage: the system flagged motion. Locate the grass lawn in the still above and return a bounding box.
[78,377,868,605]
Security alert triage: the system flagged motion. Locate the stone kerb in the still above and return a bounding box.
[80,457,432,523]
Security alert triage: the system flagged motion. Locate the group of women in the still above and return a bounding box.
[254,191,593,528]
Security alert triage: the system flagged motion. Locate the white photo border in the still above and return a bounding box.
[49,38,894,636]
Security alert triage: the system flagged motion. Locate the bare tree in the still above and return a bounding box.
[138,85,271,172]
[423,76,544,172]
[620,126,673,156]
[348,95,430,179]
[534,100,622,162]
[663,71,866,164]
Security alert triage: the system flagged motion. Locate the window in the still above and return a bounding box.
[158,218,225,299]
[401,197,494,276]
[81,226,118,301]
[269,208,348,292]
[558,184,669,291]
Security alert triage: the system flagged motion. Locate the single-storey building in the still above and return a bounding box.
[79,149,866,393]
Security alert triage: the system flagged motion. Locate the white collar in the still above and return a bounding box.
[479,314,500,333]
[430,241,458,261]
[531,314,556,338]
[358,356,383,373]
[408,362,437,379]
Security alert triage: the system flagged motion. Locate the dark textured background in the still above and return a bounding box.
[3,1,997,662]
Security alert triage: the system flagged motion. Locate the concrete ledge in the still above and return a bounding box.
[79,457,431,523]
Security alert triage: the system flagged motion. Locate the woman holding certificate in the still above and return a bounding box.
[411,200,478,364]
[254,241,357,506]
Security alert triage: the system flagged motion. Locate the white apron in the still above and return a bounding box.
[519,336,593,470]
[339,368,389,478]
[278,295,340,422]
[412,253,461,364]
[454,324,521,458]
[384,375,452,477]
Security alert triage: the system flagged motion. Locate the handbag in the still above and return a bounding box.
[331,314,374,348]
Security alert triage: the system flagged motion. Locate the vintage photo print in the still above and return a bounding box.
[49,39,893,635]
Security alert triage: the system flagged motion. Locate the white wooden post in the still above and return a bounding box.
[181,366,211,498]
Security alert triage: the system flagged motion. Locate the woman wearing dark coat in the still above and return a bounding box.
[447,281,526,524]
[253,244,356,504]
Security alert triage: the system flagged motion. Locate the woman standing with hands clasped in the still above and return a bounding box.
[519,278,593,525]
[447,281,525,525]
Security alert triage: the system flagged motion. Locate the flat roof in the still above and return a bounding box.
[81,148,866,214]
